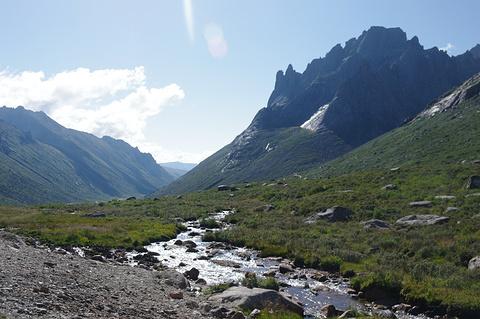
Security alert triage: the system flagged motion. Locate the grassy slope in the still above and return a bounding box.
[303,94,480,179]
[0,121,112,205]
[0,108,174,205]
[2,164,480,316]
[154,127,352,196]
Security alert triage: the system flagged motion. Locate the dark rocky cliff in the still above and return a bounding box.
[156,26,480,196]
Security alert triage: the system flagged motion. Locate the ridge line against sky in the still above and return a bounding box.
[0,0,479,163]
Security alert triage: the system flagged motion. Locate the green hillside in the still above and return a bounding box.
[304,74,480,179]
[154,127,352,196]
[0,121,105,205]
[0,106,174,205]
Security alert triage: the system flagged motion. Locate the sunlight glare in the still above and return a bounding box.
[203,23,228,59]
[183,0,194,44]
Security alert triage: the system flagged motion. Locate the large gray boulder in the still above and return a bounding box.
[468,256,480,270]
[467,175,480,190]
[303,206,354,223]
[208,287,303,316]
[156,270,190,289]
[396,215,450,227]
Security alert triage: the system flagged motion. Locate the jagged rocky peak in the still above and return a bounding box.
[266,26,421,111]
[257,26,480,148]
[470,44,480,59]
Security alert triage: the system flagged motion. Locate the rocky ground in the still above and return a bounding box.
[0,231,219,319]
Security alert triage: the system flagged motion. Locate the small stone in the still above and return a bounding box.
[195,278,207,285]
[435,195,456,199]
[320,304,338,317]
[409,201,433,207]
[247,309,261,319]
[185,267,200,280]
[382,184,397,190]
[200,303,212,314]
[263,269,276,277]
[168,291,183,299]
[36,308,48,315]
[231,311,246,319]
[279,264,294,273]
[91,255,104,262]
[186,300,199,309]
[39,286,49,293]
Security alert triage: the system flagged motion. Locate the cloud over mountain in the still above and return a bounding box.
[0,66,185,160]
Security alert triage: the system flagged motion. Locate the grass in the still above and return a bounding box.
[2,164,480,317]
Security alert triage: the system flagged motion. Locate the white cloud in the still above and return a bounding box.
[440,43,456,54]
[0,67,189,162]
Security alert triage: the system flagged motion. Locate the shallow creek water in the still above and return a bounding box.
[133,212,429,319]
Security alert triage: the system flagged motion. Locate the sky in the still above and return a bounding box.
[0,1,479,164]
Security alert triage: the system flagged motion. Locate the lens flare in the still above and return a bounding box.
[183,0,194,44]
[203,23,228,59]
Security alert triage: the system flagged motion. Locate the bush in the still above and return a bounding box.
[199,217,221,229]
[241,273,279,291]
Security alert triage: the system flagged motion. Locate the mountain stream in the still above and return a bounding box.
[131,211,429,319]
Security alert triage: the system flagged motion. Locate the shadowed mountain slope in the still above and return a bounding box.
[303,71,480,178]
[0,106,174,205]
[155,26,480,196]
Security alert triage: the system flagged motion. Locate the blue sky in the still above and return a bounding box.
[0,0,479,163]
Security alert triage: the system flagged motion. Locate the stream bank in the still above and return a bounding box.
[136,211,434,319]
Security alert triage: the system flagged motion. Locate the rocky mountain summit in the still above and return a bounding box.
[157,26,480,196]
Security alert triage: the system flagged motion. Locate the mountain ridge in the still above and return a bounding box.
[155,26,480,196]
[0,106,174,205]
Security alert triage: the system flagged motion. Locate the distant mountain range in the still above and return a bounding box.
[159,162,197,179]
[0,106,174,205]
[155,26,480,196]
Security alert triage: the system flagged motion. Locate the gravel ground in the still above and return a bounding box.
[0,231,216,319]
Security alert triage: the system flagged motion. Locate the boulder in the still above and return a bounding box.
[208,287,303,316]
[185,267,200,280]
[396,215,450,227]
[279,264,294,274]
[156,270,190,289]
[409,201,433,207]
[468,256,480,270]
[446,207,460,213]
[182,240,197,248]
[217,185,230,191]
[467,175,480,189]
[320,304,341,317]
[303,206,354,223]
[382,184,397,190]
[362,219,393,229]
